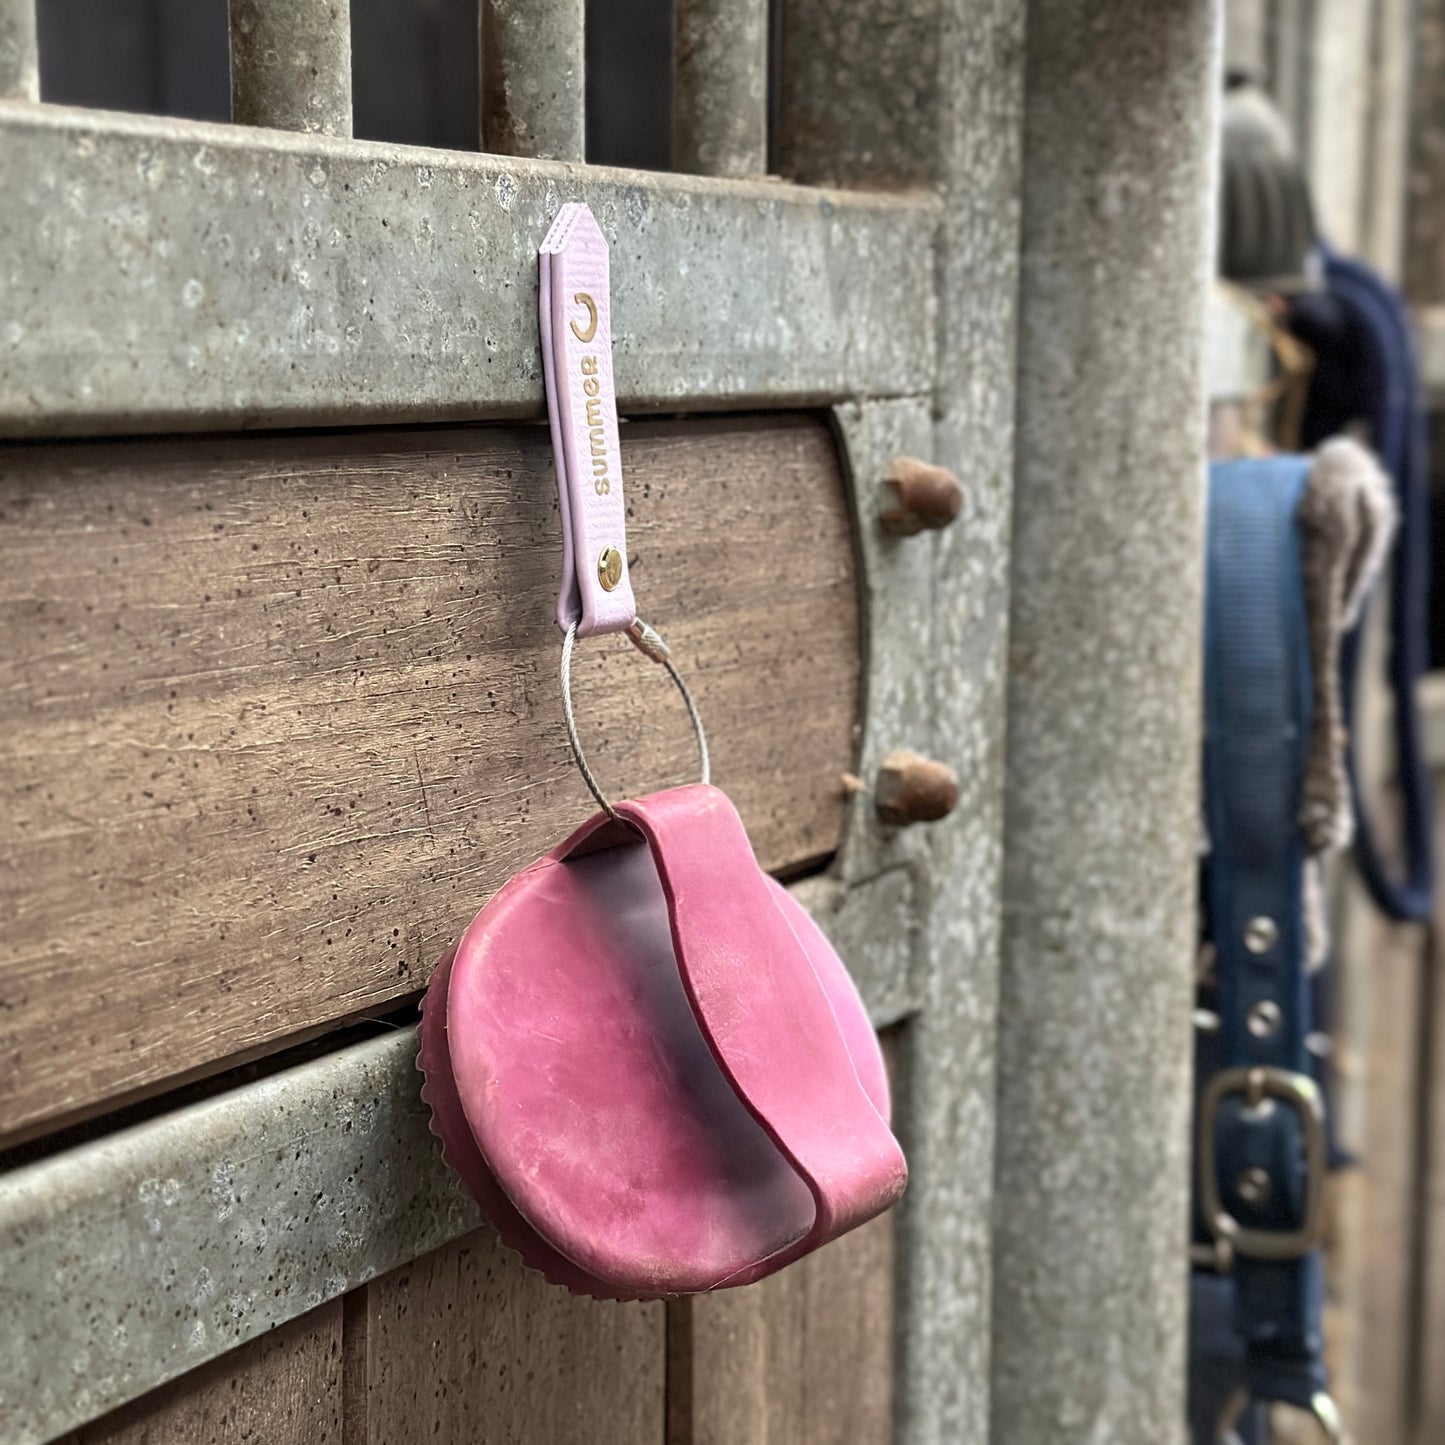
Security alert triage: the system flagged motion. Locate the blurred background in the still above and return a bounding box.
[1206,5,1445,1442]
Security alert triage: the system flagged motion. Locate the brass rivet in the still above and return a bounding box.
[1247,1000,1282,1038]
[598,546,623,591]
[1243,916,1278,954]
[1236,1166,1272,1206]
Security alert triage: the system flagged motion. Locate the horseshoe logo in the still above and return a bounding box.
[570,293,598,344]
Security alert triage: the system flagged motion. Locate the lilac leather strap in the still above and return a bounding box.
[540,204,637,638]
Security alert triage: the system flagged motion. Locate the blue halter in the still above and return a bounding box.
[1190,456,1339,1442]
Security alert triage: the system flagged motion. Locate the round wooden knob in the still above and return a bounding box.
[873,750,960,826]
[877,457,964,535]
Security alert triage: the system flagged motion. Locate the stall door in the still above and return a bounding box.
[0,2,1027,1441]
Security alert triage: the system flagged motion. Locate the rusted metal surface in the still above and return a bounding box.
[0,0,36,102]
[874,750,960,827]
[481,0,584,161]
[673,0,768,177]
[229,0,353,138]
[878,456,964,534]
[991,2,1219,1441]
[0,103,936,437]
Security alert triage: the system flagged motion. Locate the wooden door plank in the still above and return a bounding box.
[670,1030,899,1445]
[1412,766,1445,1444]
[0,416,860,1144]
[354,1227,663,1445]
[670,1213,895,1445]
[1331,869,1427,1444]
[57,1300,343,1445]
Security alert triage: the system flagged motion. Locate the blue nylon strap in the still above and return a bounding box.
[1195,456,1329,1420]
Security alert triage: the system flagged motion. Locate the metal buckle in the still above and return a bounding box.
[1197,1066,1327,1261]
[1216,1388,1347,1443]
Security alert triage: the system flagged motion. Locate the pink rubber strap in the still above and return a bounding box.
[605,787,908,1250]
[539,204,637,638]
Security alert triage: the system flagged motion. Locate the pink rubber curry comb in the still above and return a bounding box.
[417,204,906,1301]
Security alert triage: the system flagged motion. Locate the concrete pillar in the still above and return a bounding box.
[990,2,1221,1442]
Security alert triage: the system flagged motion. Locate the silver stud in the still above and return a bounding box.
[1193,1008,1221,1034]
[1244,916,1278,954]
[1236,1167,1272,1205]
[1305,1030,1334,1059]
[1247,1000,1282,1037]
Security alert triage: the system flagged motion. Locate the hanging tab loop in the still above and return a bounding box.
[539,203,638,638]
[560,621,710,821]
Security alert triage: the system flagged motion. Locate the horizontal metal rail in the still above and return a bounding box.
[0,1030,476,1445]
[229,0,354,137]
[0,103,936,437]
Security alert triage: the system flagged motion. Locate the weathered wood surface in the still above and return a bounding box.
[1413,760,1445,1444]
[0,415,860,1144]
[669,1031,899,1445]
[355,1228,663,1445]
[1420,928,1445,1445]
[59,1301,343,1445]
[1332,871,1428,1444]
[670,1213,896,1445]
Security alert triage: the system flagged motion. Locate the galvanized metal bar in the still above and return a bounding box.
[1304,0,1372,252]
[672,0,768,177]
[1225,0,1268,77]
[229,0,353,137]
[990,1,1220,1441]
[480,0,584,161]
[0,0,37,102]
[1361,0,1411,278]
[776,0,1028,1437]
[0,103,936,437]
[906,3,1027,1437]
[0,1031,479,1445]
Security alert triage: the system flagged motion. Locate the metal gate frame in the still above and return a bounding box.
[0,2,1221,1442]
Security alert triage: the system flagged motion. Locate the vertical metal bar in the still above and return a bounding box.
[480,0,585,162]
[0,0,38,103]
[672,0,768,176]
[229,0,353,138]
[775,0,937,189]
[1268,0,1309,143]
[1225,0,1268,77]
[1362,0,1412,279]
[990,2,1220,1442]
[1303,0,1373,251]
[777,3,1028,1441]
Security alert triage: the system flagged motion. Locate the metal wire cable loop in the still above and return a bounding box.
[560,619,710,820]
